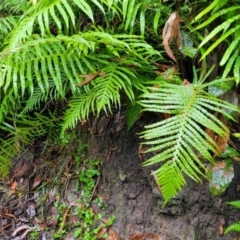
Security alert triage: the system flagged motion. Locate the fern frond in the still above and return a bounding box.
[0,111,61,176]
[225,221,240,234]
[62,91,97,132]
[224,201,240,234]
[3,0,103,48]
[125,101,142,130]
[195,5,240,83]
[194,6,240,30]
[1,32,159,97]
[139,81,239,204]
[226,200,240,209]
[0,0,28,13]
[199,23,240,61]
[192,0,222,22]
[62,62,139,132]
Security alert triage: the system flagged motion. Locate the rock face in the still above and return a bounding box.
[86,122,240,240]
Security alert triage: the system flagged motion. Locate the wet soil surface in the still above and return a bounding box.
[1,115,240,239]
[86,118,240,240]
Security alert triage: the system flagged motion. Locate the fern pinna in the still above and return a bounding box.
[224,201,240,234]
[139,75,239,204]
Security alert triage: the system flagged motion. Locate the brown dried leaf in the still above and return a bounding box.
[77,73,98,86]
[138,144,146,161]
[0,224,11,234]
[106,229,120,240]
[162,12,182,62]
[77,71,106,87]
[9,180,17,195]
[218,217,225,235]
[12,163,30,179]
[182,79,190,85]
[129,233,160,240]
[97,227,108,239]
[32,174,42,189]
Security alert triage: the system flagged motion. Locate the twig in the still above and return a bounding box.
[56,207,69,235]
[89,176,100,202]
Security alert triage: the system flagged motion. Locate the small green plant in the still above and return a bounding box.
[29,229,41,240]
[224,201,240,234]
[52,142,114,239]
[73,158,108,239]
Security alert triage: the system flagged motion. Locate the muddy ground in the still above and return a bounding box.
[1,113,240,240]
[86,115,240,240]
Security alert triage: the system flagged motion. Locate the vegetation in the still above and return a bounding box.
[224,201,240,234]
[1,0,240,230]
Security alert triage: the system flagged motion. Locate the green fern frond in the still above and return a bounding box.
[3,0,102,48]
[192,0,222,22]
[1,32,159,98]
[62,91,96,132]
[199,23,240,61]
[0,111,61,176]
[0,0,28,13]
[20,80,56,115]
[224,201,240,234]
[226,200,240,209]
[194,6,240,30]
[225,221,240,234]
[139,80,239,204]
[195,5,240,83]
[62,62,139,132]
[222,48,240,82]
[125,101,142,130]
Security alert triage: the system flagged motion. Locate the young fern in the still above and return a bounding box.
[139,76,239,204]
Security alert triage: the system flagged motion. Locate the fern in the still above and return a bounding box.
[139,74,239,204]
[224,201,240,234]
[194,5,240,83]
[125,101,143,130]
[62,62,144,132]
[0,111,61,177]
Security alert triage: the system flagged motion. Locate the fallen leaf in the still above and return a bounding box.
[129,233,160,240]
[9,180,17,195]
[106,229,120,240]
[32,174,42,189]
[182,79,190,85]
[162,12,182,62]
[206,159,234,196]
[218,217,225,235]
[12,163,31,179]
[77,71,106,86]
[97,227,108,239]
[0,224,11,234]
[27,203,36,219]
[77,73,98,86]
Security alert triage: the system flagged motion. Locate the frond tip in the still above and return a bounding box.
[139,81,239,205]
